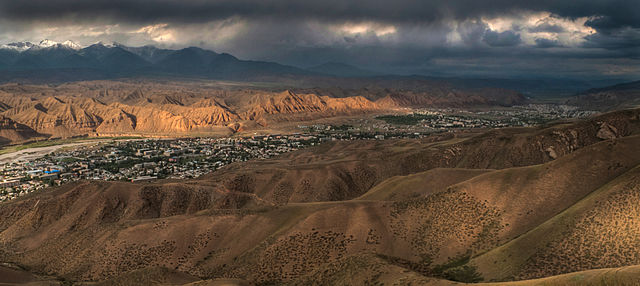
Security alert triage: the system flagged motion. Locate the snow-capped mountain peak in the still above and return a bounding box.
[0,39,83,52]
[0,42,36,52]
[94,41,117,48]
[38,39,59,48]
[61,40,81,50]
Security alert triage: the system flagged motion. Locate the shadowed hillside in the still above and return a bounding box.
[472,164,640,281]
[0,115,46,145]
[568,80,640,111]
[1,109,640,285]
[355,168,492,201]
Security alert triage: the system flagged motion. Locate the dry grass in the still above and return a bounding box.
[472,164,640,281]
[356,168,491,201]
[1,109,640,284]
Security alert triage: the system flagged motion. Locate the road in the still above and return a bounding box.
[0,141,106,164]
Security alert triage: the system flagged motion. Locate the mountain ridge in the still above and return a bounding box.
[307,62,380,77]
[1,40,633,99]
[0,80,529,144]
[0,41,313,81]
[567,80,640,110]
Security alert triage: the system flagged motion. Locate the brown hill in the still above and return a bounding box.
[0,264,58,285]
[298,85,528,108]
[1,109,640,284]
[238,90,379,124]
[287,255,640,286]
[0,80,530,140]
[195,109,640,207]
[471,164,640,281]
[0,115,46,145]
[355,168,492,201]
[567,80,640,111]
[0,89,380,139]
[5,262,640,286]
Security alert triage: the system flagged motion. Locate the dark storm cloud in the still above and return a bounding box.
[457,20,489,46]
[0,0,637,80]
[583,27,640,52]
[0,0,638,26]
[535,38,562,48]
[483,30,521,47]
[585,16,621,32]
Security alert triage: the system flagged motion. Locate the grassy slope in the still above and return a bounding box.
[476,265,640,286]
[3,136,640,283]
[449,135,640,245]
[471,164,640,281]
[355,168,492,201]
[286,253,640,286]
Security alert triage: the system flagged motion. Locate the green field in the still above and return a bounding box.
[375,113,438,125]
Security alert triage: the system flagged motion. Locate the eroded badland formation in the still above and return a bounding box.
[0,80,526,145]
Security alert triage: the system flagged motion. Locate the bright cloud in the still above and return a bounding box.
[134,23,176,43]
[334,22,397,37]
[482,12,597,47]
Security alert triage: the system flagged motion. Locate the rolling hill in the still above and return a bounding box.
[1,108,640,285]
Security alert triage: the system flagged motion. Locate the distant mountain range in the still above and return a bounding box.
[567,80,640,110]
[0,40,386,81]
[0,40,635,99]
[0,39,82,52]
[307,62,380,77]
[0,39,318,80]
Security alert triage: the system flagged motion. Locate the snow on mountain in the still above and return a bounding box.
[62,40,82,50]
[0,39,83,52]
[38,39,59,48]
[0,42,36,52]
[94,41,116,48]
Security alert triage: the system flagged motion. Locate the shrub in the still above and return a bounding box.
[443,265,483,283]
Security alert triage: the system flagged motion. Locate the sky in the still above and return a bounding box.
[0,0,638,80]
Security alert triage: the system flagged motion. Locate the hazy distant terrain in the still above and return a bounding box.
[2,77,638,147]
[567,80,640,111]
[0,40,627,97]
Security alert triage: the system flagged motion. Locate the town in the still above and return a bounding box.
[0,131,426,202]
[373,104,597,131]
[0,104,597,202]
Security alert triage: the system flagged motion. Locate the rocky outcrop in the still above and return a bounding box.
[0,115,45,145]
[596,122,619,140]
[242,90,379,120]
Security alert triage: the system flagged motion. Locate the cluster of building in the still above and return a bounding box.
[476,104,598,125]
[0,104,597,202]
[0,136,305,201]
[374,104,597,131]
[0,131,426,202]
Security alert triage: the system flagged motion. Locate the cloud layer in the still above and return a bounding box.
[0,0,638,80]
